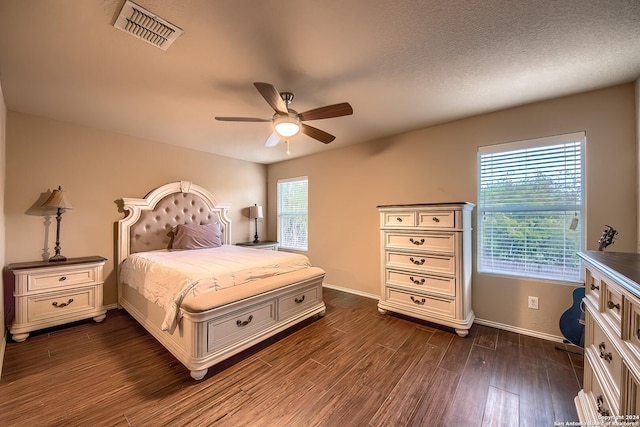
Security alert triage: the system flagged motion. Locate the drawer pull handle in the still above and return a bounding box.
[637,328,640,339]
[590,283,599,291]
[396,217,403,222]
[295,295,305,304]
[236,315,253,327]
[596,395,610,417]
[432,217,440,223]
[410,296,426,305]
[409,276,425,285]
[59,276,67,282]
[409,257,425,265]
[607,300,620,311]
[52,298,74,308]
[409,238,425,246]
[598,342,612,363]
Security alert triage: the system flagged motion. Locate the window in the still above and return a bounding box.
[478,132,585,282]
[277,176,308,251]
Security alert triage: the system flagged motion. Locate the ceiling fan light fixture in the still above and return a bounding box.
[274,116,300,137]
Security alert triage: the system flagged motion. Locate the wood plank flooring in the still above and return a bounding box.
[0,288,582,426]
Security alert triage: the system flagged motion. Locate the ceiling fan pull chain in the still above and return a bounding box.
[286,140,291,155]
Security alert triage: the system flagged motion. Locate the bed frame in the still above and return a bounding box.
[117,181,326,380]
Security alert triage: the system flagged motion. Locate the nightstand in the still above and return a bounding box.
[236,241,279,251]
[7,256,107,342]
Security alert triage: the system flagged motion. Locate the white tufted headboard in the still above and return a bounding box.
[116,181,232,267]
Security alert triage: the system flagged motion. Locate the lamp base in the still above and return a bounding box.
[49,254,67,262]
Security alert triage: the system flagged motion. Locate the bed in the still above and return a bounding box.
[116,181,326,380]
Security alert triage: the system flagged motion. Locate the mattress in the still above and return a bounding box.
[119,245,312,332]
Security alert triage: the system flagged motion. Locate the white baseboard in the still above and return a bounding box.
[322,282,379,300]
[322,283,566,343]
[473,318,565,343]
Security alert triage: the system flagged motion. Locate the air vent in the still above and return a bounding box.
[114,0,183,50]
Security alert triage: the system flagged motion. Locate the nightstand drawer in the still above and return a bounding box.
[26,286,97,323]
[27,266,99,292]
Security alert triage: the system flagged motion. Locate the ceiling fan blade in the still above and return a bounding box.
[264,132,280,147]
[298,103,353,121]
[254,82,288,114]
[215,117,271,122]
[301,123,336,144]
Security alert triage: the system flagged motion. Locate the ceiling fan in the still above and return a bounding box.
[215,82,353,147]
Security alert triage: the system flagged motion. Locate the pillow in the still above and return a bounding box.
[171,223,222,250]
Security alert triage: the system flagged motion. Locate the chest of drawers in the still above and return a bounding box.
[377,203,475,337]
[575,251,640,421]
[7,256,107,342]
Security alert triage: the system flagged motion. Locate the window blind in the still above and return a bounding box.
[277,177,308,251]
[478,132,585,282]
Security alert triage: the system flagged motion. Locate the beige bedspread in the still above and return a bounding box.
[119,245,312,332]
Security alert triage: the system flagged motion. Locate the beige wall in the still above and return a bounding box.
[268,83,638,338]
[5,112,267,306]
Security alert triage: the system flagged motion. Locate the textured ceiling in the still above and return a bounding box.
[0,0,639,164]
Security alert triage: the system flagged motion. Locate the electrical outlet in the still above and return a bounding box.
[528,296,539,310]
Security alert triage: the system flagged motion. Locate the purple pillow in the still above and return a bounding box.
[171,223,222,250]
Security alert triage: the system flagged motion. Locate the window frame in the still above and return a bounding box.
[277,176,309,251]
[477,132,586,283]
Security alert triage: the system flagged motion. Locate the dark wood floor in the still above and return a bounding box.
[0,288,582,426]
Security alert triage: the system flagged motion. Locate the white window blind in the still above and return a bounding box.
[478,132,585,282]
[277,177,308,251]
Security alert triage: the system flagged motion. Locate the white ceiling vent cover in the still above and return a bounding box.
[114,0,183,50]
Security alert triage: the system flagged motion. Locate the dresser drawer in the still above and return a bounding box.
[383,232,455,253]
[207,300,277,351]
[386,269,455,297]
[26,265,99,292]
[386,288,455,318]
[602,280,623,335]
[382,211,416,227]
[26,286,97,323]
[590,318,623,398]
[417,210,455,228]
[585,266,602,307]
[629,300,640,361]
[279,285,321,320]
[386,251,455,275]
[585,355,617,416]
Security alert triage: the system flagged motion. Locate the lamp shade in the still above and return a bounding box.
[274,116,300,137]
[249,205,263,219]
[41,186,73,210]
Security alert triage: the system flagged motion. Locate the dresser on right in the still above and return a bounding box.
[576,251,640,421]
[377,203,474,337]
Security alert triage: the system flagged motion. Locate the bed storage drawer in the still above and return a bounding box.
[279,284,322,320]
[207,300,277,351]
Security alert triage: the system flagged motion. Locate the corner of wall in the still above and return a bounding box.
[636,77,640,252]
[0,77,7,376]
